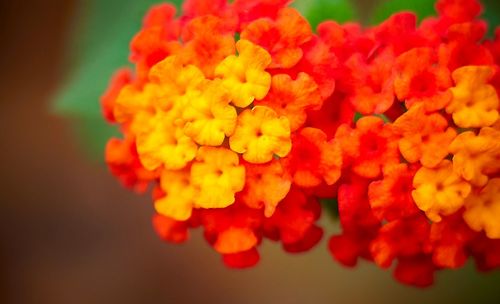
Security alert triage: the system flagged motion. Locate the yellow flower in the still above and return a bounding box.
[182,80,237,146]
[449,127,500,187]
[190,147,246,208]
[136,111,198,170]
[463,179,500,239]
[155,169,199,221]
[446,65,499,128]
[230,106,291,163]
[215,39,272,108]
[412,160,471,222]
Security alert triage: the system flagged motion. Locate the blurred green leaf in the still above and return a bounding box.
[320,198,340,221]
[53,0,182,159]
[370,0,436,24]
[483,0,500,37]
[294,0,358,30]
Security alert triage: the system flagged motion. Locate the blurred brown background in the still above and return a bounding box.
[1,1,499,304]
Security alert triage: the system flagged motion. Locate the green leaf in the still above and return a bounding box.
[294,0,358,30]
[52,0,182,159]
[370,0,436,24]
[483,0,500,37]
[320,198,340,221]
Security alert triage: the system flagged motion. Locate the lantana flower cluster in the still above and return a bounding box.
[102,0,500,287]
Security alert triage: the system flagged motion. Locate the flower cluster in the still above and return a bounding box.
[102,0,500,286]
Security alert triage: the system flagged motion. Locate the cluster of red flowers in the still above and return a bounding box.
[101,0,500,287]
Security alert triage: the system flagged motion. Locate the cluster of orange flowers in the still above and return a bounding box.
[102,0,500,286]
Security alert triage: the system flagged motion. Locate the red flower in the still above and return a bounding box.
[283,127,342,187]
[241,8,312,69]
[105,137,157,193]
[130,4,180,81]
[394,47,452,112]
[234,0,292,29]
[429,212,477,269]
[394,255,436,287]
[222,248,260,268]
[263,188,322,247]
[435,0,482,24]
[346,50,396,114]
[335,116,399,179]
[370,215,431,269]
[368,163,420,221]
[101,68,133,123]
[152,214,190,244]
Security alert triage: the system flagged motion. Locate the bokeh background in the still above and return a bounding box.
[1,1,500,303]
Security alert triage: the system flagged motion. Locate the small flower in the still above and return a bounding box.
[393,103,456,168]
[241,7,312,68]
[215,39,272,107]
[190,147,245,208]
[394,47,452,112]
[179,15,236,78]
[412,160,471,222]
[154,169,198,221]
[229,106,291,163]
[182,80,237,146]
[136,111,198,170]
[449,127,500,187]
[214,227,259,254]
[105,136,157,192]
[238,160,291,217]
[335,116,399,179]
[255,72,322,131]
[368,163,420,221]
[370,215,431,269]
[346,50,396,115]
[463,178,500,239]
[446,65,499,128]
[283,127,342,187]
[152,213,189,244]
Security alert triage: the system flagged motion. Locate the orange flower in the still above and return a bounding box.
[238,160,291,217]
[463,178,500,239]
[412,160,471,222]
[179,15,236,78]
[148,55,206,95]
[190,147,245,208]
[393,103,456,168]
[446,65,499,128]
[241,7,312,68]
[215,39,272,107]
[255,72,322,131]
[214,227,258,254]
[449,127,500,187]
[229,106,291,163]
[154,169,199,221]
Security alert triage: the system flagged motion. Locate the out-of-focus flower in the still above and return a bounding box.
[101,0,500,288]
